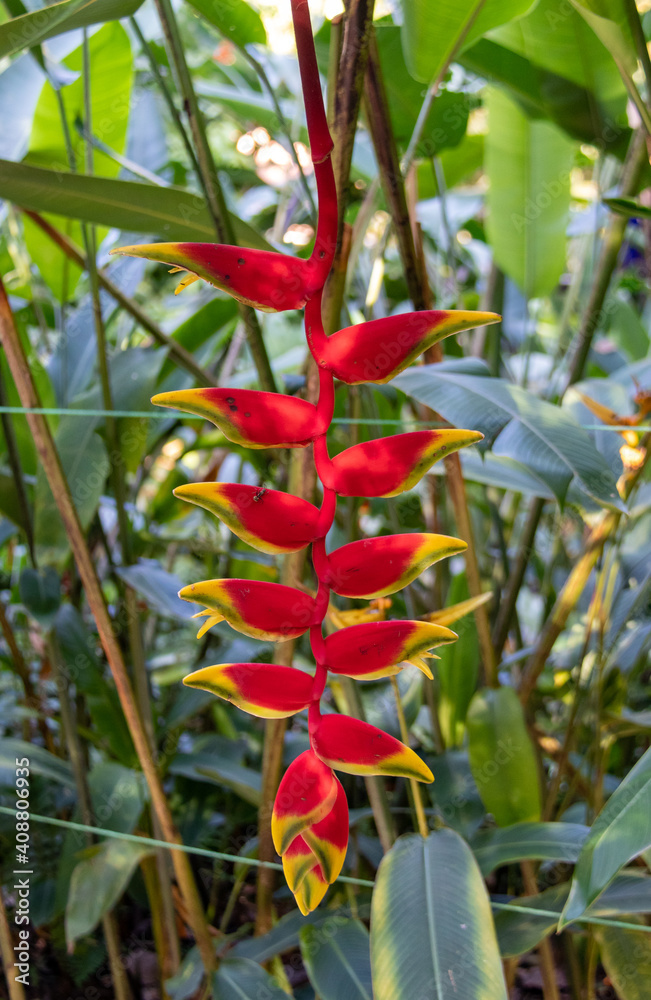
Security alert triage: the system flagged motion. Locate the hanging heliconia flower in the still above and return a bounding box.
[113,0,498,914]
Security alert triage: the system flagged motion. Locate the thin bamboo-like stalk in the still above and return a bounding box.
[362,35,497,685]
[0,277,216,977]
[520,436,651,704]
[521,860,560,1000]
[390,676,428,839]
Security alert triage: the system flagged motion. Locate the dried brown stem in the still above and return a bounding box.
[0,277,216,977]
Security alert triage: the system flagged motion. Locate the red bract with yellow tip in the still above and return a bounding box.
[324,620,457,680]
[320,533,467,599]
[183,663,314,718]
[179,579,315,642]
[110,242,330,311]
[324,429,483,498]
[308,309,500,384]
[312,714,434,782]
[271,750,338,855]
[173,483,320,554]
[150,0,491,915]
[152,388,322,449]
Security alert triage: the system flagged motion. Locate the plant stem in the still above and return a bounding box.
[492,496,545,658]
[329,0,376,255]
[0,890,25,1000]
[0,601,52,748]
[49,634,133,1000]
[391,676,429,838]
[566,127,647,388]
[340,677,397,851]
[0,369,35,564]
[623,0,651,101]
[363,31,427,310]
[0,278,216,977]
[519,436,650,704]
[22,211,217,386]
[153,0,276,393]
[521,861,560,1000]
[129,15,203,180]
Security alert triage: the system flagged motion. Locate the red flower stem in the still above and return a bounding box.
[312,159,338,267]
[290,0,334,165]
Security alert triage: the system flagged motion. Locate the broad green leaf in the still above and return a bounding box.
[595,923,651,1000]
[462,38,631,155]
[231,904,371,964]
[34,415,110,561]
[65,839,153,947]
[116,560,192,620]
[489,0,625,107]
[158,296,237,384]
[485,86,576,298]
[496,874,651,958]
[400,0,537,83]
[88,762,147,834]
[24,22,133,299]
[0,0,143,60]
[376,26,471,156]
[371,830,507,1000]
[467,687,542,826]
[300,919,372,1000]
[560,745,651,927]
[570,0,637,75]
[429,751,486,839]
[472,821,589,876]
[18,566,60,625]
[165,946,203,1000]
[392,364,623,509]
[186,0,266,48]
[0,738,75,788]
[0,159,271,248]
[435,574,479,747]
[212,959,287,1000]
[494,883,568,958]
[53,605,135,765]
[27,23,132,178]
[169,751,262,806]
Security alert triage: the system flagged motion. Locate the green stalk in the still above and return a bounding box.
[390,676,428,839]
[566,128,647,386]
[152,0,276,393]
[519,436,651,704]
[129,15,203,180]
